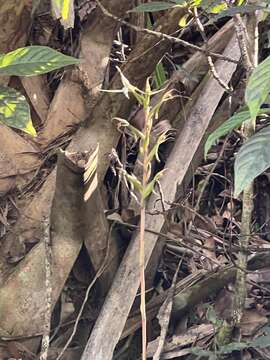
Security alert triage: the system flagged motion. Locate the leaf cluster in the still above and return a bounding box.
[114,70,172,202]
[0,46,79,136]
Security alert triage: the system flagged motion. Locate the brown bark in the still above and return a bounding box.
[39,0,133,146]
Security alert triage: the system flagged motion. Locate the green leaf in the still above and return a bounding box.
[246,55,270,119]
[179,13,190,27]
[147,130,170,163]
[205,111,250,157]
[125,173,143,193]
[213,4,265,19]
[129,1,176,12]
[199,0,227,13]
[206,305,218,324]
[205,109,270,157]
[143,179,157,200]
[142,170,165,199]
[0,86,36,136]
[0,46,80,76]
[252,334,270,348]
[209,2,227,13]
[116,66,145,104]
[113,117,145,142]
[51,0,75,29]
[219,342,249,354]
[234,125,270,196]
[189,335,270,358]
[260,325,270,335]
[154,61,167,89]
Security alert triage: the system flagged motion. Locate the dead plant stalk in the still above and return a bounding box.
[233,13,258,325]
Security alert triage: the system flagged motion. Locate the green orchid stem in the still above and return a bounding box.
[139,104,151,360]
[115,69,169,358]
[139,204,147,360]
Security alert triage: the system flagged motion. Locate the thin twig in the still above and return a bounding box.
[95,0,239,64]
[233,14,254,73]
[193,7,232,93]
[40,216,52,360]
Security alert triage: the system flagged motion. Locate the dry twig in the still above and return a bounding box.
[96,0,238,64]
[40,217,52,360]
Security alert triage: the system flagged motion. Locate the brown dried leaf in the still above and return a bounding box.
[240,310,268,337]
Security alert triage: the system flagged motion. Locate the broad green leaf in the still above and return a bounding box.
[205,109,270,157]
[205,111,250,157]
[252,334,270,348]
[260,325,270,335]
[234,125,270,196]
[0,86,36,136]
[154,61,167,89]
[0,46,80,76]
[129,1,176,12]
[213,4,268,19]
[51,0,74,28]
[205,4,268,24]
[246,55,270,119]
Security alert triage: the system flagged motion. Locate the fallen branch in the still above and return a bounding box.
[0,150,88,337]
